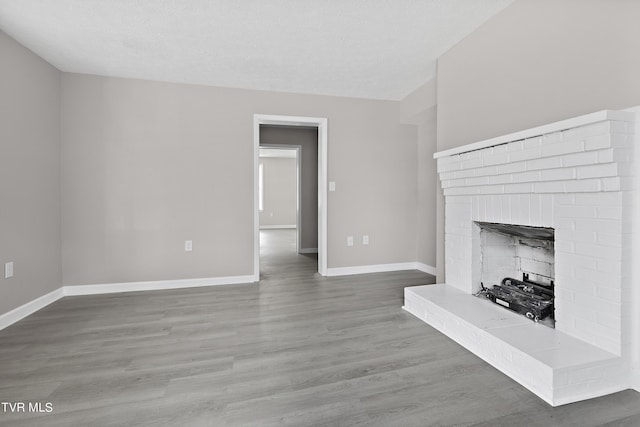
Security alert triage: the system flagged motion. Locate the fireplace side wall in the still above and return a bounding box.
[438,119,634,355]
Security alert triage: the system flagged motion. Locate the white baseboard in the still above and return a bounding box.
[259,225,296,230]
[299,248,318,254]
[326,262,436,277]
[415,262,437,276]
[0,275,256,331]
[0,287,65,331]
[64,275,256,296]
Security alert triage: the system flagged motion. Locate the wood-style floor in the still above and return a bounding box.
[2,229,640,426]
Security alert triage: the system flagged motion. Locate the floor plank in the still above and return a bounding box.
[1,229,639,426]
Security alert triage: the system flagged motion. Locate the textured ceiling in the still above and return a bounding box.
[0,0,514,100]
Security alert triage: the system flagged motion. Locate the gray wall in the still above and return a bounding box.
[61,73,418,285]
[0,31,61,314]
[259,157,297,228]
[399,79,438,271]
[260,126,318,251]
[437,0,640,151]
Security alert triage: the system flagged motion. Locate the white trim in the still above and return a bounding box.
[415,262,437,276]
[260,225,296,230]
[434,109,637,159]
[299,248,318,254]
[254,114,328,279]
[326,262,434,277]
[0,287,65,331]
[64,275,255,296]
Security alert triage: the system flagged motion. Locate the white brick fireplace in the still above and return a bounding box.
[405,108,640,406]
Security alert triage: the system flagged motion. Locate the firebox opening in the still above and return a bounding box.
[474,221,555,327]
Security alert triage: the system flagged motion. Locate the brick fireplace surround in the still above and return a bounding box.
[404,108,640,406]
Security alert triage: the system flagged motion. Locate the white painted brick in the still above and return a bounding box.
[556,204,597,219]
[526,156,563,171]
[584,134,612,150]
[497,161,527,175]
[564,179,601,193]
[465,176,489,186]
[511,170,542,183]
[610,121,628,134]
[529,194,543,225]
[474,165,499,177]
[596,258,622,274]
[509,147,543,162]
[574,292,621,319]
[596,205,622,220]
[568,298,598,322]
[492,144,509,154]
[503,183,534,194]
[610,133,631,148]
[557,253,597,271]
[461,150,482,160]
[487,174,512,185]
[479,185,505,195]
[542,139,584,157]
[559,229,595,244]
[541,168,576,181]
[573,192,621,206]
[567,365,605,384]
[575,242,621,261]
[461,158,483,169]
[562,151,599,167]
[543,132,563,144]
[575,267,621,288]
[523,136,542,150]
[573,219,620,235]
[601,177,621,191]
[596,286,622,304]
[534,181,564,193]
[576,163,618,180]
[541,195,554,226]
[440,171,457,181]
[457,187,482,196]
[595,231,622,248]
[533,181,566,193]
[553,194,574,206]
[506,140,525,152]
[555,240,575,254]
[483,151,510,166]
[563,121,610,141]
[452,169,476,179]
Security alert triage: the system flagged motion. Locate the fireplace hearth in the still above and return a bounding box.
[404,107,640,406]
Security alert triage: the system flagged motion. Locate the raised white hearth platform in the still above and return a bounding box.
[404,284,626,406]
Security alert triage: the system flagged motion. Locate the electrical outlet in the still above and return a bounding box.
[347,236,354,247]
[185,240,193,252]
[362,235,369,245]
[5,262,14,279]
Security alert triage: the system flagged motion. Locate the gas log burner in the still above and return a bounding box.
[478,273,554,323]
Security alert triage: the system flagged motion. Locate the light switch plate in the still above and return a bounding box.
[329,182,336,192]
[185,240,193,252]
[5,262,14,278]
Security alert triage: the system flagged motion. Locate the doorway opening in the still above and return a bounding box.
[253,114,328,280]
[259,146,302,250]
